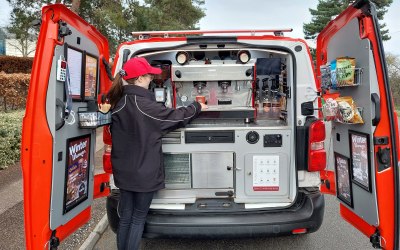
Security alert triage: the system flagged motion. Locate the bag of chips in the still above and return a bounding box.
[336,57,356,86]
[335,96,363,124]
[322,97,338,121]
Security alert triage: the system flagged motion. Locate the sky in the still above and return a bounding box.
[0,0,399,55]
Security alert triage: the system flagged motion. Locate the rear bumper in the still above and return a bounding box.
[106,190,324,239]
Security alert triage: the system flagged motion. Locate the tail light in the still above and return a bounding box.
[103,144,112,173]
[308,120,326,171]
[292,228,307,234]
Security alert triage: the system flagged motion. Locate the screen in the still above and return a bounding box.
[64,135,91,214]
[61,61,67,68]
[67,47,83,99]
[84,54,98,99]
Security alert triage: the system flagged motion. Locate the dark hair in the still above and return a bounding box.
[108,74,137,108]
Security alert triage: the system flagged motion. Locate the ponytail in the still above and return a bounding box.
[108,74,124,109]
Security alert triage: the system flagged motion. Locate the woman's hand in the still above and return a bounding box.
[200,103,208,110]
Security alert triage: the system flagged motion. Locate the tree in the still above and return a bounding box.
[70,0,80,13]
[6,0,45,57]
[304,0,393,41]
[143,0,205,31]
[386,53,400,107]
[7,0,205,56]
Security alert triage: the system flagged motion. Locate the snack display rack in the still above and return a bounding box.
[320,66,363,89]
[78,107,111,128]
[320,57,365,125]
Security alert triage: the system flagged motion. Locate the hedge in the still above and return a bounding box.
[0,72,30,111]
[0,56,33,74]
[0,110,24,169]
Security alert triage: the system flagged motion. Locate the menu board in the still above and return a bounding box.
[349,131,371,192]
[64,135,91,213]
[67,47,83,99]
[84,54,98,100]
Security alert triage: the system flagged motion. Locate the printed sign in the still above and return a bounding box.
[253,155,279,191]
[64,135,91,213]
[84,54,98,99]
[334,152,353,207]
[349,131,371,192]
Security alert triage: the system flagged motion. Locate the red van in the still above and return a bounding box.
[21,0,399,249]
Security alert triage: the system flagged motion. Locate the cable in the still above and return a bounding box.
[65,110,76,125]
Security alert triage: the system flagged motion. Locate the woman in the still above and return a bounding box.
[108,57,207,250]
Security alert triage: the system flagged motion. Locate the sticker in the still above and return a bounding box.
[253,155,279,191]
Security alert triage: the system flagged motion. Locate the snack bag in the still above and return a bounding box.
[336,57,356,86]
[335,96,363,124]
[330,60,337,88]
[322,97,338,121]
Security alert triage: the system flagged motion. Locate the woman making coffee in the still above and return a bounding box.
[108,57,207,250]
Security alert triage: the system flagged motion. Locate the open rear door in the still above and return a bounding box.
[21,4,111,249]
[317,0,399,249]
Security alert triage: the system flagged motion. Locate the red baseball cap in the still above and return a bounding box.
[121,57,162,80]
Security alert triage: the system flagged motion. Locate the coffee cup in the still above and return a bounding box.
[196,96,206,104]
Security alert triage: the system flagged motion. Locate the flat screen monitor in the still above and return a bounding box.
[66,46,83,100]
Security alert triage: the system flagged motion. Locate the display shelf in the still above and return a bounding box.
[78,108,111,128]
[320,65,363,89]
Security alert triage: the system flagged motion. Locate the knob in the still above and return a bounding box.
[175,70,182,78]
[246,131,259,144]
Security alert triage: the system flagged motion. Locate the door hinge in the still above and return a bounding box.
[49,230,60,250]
[58,20,72,41]
[369,229,382,249]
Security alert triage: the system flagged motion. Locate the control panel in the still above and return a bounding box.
[263,134,282,147]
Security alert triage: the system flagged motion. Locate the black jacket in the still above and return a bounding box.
[111,85,201,192]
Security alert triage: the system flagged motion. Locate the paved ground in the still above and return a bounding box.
[94,194,373,250]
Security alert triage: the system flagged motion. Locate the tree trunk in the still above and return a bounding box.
[71,0,81,14]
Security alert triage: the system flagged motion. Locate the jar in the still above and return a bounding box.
[271,96,281,119]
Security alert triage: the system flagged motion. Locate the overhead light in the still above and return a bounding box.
[176,51,189,65]
[238,50,251,64]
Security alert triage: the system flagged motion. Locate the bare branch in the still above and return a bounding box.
[6,41,24,55]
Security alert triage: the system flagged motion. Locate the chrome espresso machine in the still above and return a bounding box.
[172,59,256,121]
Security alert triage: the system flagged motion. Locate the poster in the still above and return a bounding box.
[349,131,371,192]
[67,47,83,99]
[334,152,353,207]
[252,155,279,191]
[64,135,90,213]
[84,54,98,99]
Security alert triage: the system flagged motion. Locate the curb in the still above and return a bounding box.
[79,214,109,250]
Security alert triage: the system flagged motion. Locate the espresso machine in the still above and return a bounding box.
[171,59,256,121]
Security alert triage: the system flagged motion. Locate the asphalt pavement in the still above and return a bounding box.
[93,195,373,250]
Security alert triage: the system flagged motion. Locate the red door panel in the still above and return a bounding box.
[317,1,399,249]
[21,4,110,249]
